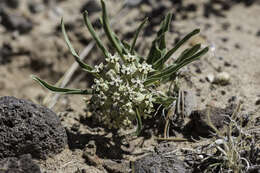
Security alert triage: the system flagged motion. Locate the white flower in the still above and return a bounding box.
[122,102,132,111]
[137,62,153,74]
[112,92,120,101]
[121,64,134,75]
[131,78,144,88]
[123,117,131,126]
[114,76,123,86]
[134,92,145,103]
[100,82,109,91]
[106,69,117,80]
[94,62,104,73]
[125,53,137,62]
[105,54,119,64]
[114,62,121,74]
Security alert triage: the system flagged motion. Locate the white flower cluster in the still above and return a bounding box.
[90,53,156,128]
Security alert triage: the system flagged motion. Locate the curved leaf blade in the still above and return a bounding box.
[31,75,92,95]
[147,47,209,81]
[153,29,200,68]
[61,18,94,73]
[130,17,148,54]
[100,0,126,62]
[135,108,143,136]
[83,11,110,59]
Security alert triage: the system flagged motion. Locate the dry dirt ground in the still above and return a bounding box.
[0,0,260,172]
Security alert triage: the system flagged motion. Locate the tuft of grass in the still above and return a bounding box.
[192,102,260,173]
[32,0,208,135]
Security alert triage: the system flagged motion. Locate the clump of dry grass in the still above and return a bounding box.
[191,102,260,173]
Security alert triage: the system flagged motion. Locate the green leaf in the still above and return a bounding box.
[153,29,200,69]
[83,11,110,59]
[31,75,92,95]
[173,46,209,73]
[154,96,176,107]
[157,13,172,50]
[100,0,126,62]
[146,14,172,65]
[61,18,94,73]
[112,32,129,55]
[130,17,148,54]
[143,77,161,86]
[146,39,163,64]
[175,44,201,64]
[147,47,209,81]
[135,108,142,136]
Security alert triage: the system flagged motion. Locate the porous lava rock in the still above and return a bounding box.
[0,96,67,159]
[134,143,191,173]
[0,154,41,173]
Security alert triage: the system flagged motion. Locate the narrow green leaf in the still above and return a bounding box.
[31,75,92,95]
[112,32,129,55]
[143,77,161,86]
[100,0,126,62]
[154,96,176,107]
[83,11,110,59]
[130,17,148,54]
[175,44,201,64]
[173,46,209,73]
[135,108,142,136]
[157,13,172,50]
[147,47,209,80]
[146,40,162,64]
[146,14,172,65]
[61,18,94,73]
[157,13,172,37]
[153,29,200,68]
[122,41,131,50]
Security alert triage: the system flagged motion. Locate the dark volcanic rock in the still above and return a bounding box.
[0,154,41,173]
[134,153,190,173]
[0,96,67,159]
[0,10,33,34]
[80,0,101,14]
[0,43,13,65]
[4,0,20,9]
[185,104,236,137]
[134,143,191,173]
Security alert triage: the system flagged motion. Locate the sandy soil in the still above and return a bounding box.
[0,0,260,172]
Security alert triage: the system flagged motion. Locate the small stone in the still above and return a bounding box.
[256,30,260,37]
[213,72,230,85]
[187,108,227,137]
[255,99,260,105]
[224,61,231,67]
[206,73,215,83]
[183,90,197,117]
[80,0,101,14]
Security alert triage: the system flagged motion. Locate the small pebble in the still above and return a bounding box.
[214,72,230,85]
[206,73,215,83]
[255,99,260,105]
[256,30,260,37]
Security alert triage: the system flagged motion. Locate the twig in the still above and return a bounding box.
[156,137,188,142]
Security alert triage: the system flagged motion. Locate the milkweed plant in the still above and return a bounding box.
[32,0,208,134]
